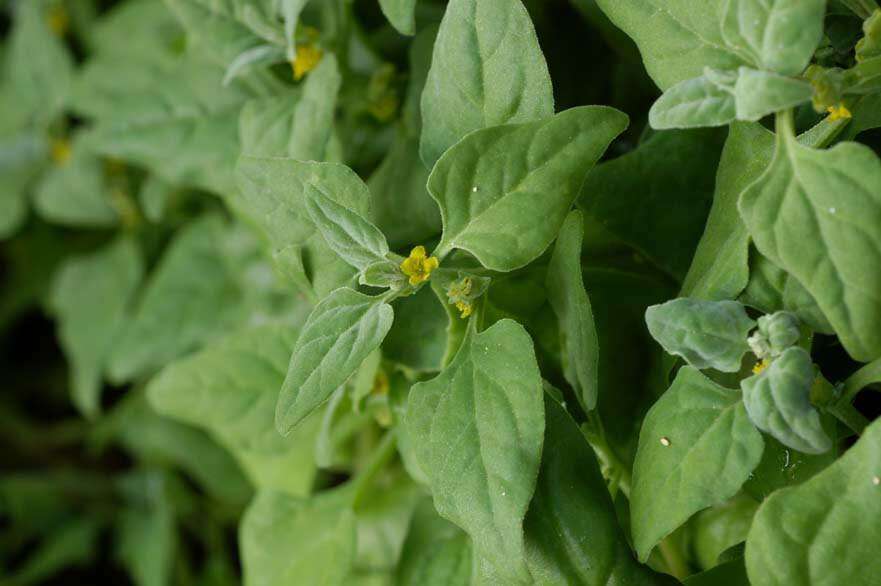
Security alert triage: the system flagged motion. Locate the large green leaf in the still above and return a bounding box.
[745,418,881,585]
[524,395,672,585]
[579,127,725,280]
[233,158,367,299]
[148,324,321,495]
[741,347,831,454]
[429,106,628,271]
[49,238,143,418]
[738,119,881,361]
[720,0,825,76]
[276,288,394,434]
[240,490,356,586]
[406,319,544,583]
[594,0,744,90]
[419,0,553,166]
[631,367,764,561]
[395,500,472,586]
[645,298,756,372]
[107,215,244,381]
[546,211,599,410]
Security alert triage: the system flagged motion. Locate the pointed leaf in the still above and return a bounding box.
[733,68,812,122]
[649,74,736,129]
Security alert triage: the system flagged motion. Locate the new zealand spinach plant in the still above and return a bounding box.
[2,0,881,584]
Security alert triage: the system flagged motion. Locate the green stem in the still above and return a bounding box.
[350,431,397,509]
[775,109,797,141]
[827,401,869,435]
[840,357,881,404]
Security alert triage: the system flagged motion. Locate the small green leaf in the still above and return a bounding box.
[738,120,881,361]
[276,288,394,434]
[631,367,764,561]
[733,68,812,121]
[645,298,756,372]
[240,490,356,586]
[649,73,736,129]
[745,417,881,585]
[546,210,600,410]
[305,183,390,272]
[281,0,310,61]
[359,260,406,289]
[379,0,418,36]
[429,106,628,271]
[721,0,825,76]
[406,319,544,583]
[420,0,554,166]
[691,495,759,570]
[50,238,143,418]
[741,347,831,454]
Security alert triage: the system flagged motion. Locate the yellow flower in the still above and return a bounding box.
[827,104,852,122]
[291,44,323,81]
[752,358,771,375]
[368,93,399,122]
[455,300,473,318]
[50,139,72,166]
[400,245,439,285]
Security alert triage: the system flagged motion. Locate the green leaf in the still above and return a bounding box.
[282,0,310,61]
[419,0,554,166]
[233,158,368,299]
[4,0,74,124]
[741,347,831,454]
[379,0,418,36]
[240,490,356,586]
[116,472,177,586]
[738,119,881,361]
[276,288,394,434]
[305,183,390,272]
[359,260,407,289]
[745,417,881,585]
[224,44,286,86]
[148,324,321,495]
[34,139,119,227]
[239,55,341,159]
[631,367,764,561]
[579,127,726,281]
[645,298,756,372]
[429,106,628,271]
[546,211,600,410]
[733,68,813,121]
[742,429,837,501]
[395,501,472,586]
[740,251,834,334]
[0,133,47,239]
[681,122,772,300]
[8,518,100,586]
[525,394,673,585]
[721,0,825,76]
[691,495,759,570]
[49,238,143,418]
[649,73,736,129]
[108,215,244,381]
[594,0,744,90]
[406,319,545,583]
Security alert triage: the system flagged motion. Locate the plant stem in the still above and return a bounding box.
[351,431,397,509]
[840,357,881,404]
[827,401,869,435]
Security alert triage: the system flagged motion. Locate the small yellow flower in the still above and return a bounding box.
[368,93,399,122]
[50,139,72,166]
[826,104,852,122]
[455,300,473,318]
[400,245,439,286]
[291,43,323,81]
[46,4,68,37]
[752,358,771,375]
